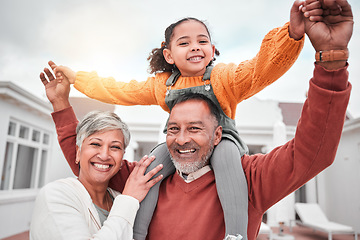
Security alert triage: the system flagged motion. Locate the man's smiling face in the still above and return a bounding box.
[166,99,222,174]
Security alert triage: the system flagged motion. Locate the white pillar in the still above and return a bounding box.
[124,140,138,162]
[267,121,295,227]
[305,177,318,203]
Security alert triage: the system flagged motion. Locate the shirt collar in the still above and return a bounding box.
[177,165,212,183]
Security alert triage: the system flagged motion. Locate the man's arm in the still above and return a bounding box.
[244,0,353,211]
[244,63,350,212]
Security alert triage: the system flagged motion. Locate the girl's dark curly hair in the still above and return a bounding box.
[147,17,220,74]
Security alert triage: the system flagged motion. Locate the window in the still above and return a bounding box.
[32,130,41,142]
[8,122,16,136]
[1,120,51,190]
[19,125,29,139]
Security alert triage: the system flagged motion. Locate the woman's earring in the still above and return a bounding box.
[119,161,123,170]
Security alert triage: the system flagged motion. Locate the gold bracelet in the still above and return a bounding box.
[315,49,349,62]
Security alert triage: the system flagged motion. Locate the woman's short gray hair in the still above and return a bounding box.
[76,111,130,150]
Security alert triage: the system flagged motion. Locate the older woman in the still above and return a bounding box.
[30,110,163,240]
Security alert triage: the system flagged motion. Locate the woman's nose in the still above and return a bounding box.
[97,147,110,160]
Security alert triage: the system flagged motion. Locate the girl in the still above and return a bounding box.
[52,1,322,239]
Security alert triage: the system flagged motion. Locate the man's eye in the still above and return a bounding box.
[190,127,201,131]
[168,127,179,131]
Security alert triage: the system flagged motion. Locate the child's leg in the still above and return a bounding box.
[211,139,248,238]
[133,142,175,240]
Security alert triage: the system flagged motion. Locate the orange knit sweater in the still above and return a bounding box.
[74,22,304,120]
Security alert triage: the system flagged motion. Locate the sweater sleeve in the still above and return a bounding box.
[243,64,351,212]
[51,106,135,192]
[74,72,159,106]
[30,180,139,240]
[94,195,140,240]
[213,22,304,105]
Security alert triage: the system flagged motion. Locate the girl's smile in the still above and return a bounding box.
[163,20,215,77]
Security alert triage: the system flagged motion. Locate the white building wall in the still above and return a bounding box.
[235,97,286,154]
[116,105,169,162]
[236,97,282,128]
[0,101,44,237]
[321,118,360,232]
[0,83,73,238]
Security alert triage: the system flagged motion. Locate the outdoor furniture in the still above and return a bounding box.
[259,222,273,240]
[294,203,358,240]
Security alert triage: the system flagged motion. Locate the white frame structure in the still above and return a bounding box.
[1,118,51,191]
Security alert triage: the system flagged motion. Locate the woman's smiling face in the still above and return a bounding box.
[77,129,125,187]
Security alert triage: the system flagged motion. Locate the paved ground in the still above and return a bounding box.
[258,226,358,240]
[3,226,359,240]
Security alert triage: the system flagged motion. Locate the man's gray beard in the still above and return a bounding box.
[170,145,214,175]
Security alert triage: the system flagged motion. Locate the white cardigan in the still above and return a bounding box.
[30,177,139,240]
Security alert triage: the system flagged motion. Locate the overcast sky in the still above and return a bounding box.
[1,0,359,117]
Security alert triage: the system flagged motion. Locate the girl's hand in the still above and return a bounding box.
[48,61,77,84]
[122,155,163,202]
[289,0,323,40]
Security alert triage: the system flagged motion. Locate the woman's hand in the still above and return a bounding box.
[48,61,77,84]
[122,155,164,202]
[40,61,71,111]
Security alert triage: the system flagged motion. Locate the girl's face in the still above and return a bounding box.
[77,129,125,188]
[163,20,215,77]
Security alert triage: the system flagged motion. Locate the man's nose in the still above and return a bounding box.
[175,131,191,145]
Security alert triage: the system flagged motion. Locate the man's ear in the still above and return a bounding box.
[214,125,222,146]
[163,48,175,64]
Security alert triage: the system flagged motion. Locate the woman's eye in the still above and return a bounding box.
[90,143,101,147]
[111,146,122,150]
